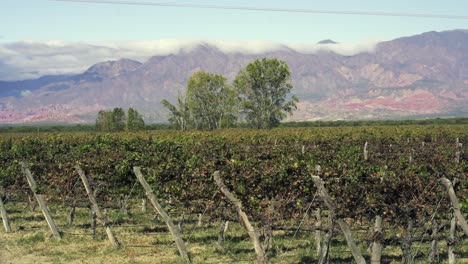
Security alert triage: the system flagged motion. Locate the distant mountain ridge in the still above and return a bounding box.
[0,30,467,124]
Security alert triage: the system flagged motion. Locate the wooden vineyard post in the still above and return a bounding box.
[133,167,191,264]
[315,208,322,256]
[74,165,120,248]
[20,162,61,239]
[197,213,203,227]
[318,214,333,264]
[213,171,266,264]
[0,194,12,233]
[141,198,147,213]
[371,215,382,264]
[401,219,413,264]
[439,177,468,236]
[311,175,366,264]
[428,219,438,264]
[448,215,456,264]
[364,142,369,161]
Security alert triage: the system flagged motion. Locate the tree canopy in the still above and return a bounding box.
[161,58,297,130]
[234,58,298,129]
[95,108,145,132]
[162,71,237,130]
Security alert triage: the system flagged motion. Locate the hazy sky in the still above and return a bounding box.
[2,0,467,43]
[1,0,467,80]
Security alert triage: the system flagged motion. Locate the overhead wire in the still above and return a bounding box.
[50,0,468,20]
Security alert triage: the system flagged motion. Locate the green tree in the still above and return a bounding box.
[161,94,191,131]
[112,108,126,131]
[186,71,237,130]
[234,58,298,129]
[126,108,145,131]
[95,110,114,131]
[95,108,129,132]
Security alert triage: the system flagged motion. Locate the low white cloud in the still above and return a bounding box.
[0,39,379,81]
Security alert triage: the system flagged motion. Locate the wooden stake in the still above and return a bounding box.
[318,214,333,264]
[197,213,203,227]
[74,165,120,248]
[21,162,61,239]
[428,219,438,264]
[315,208,322,256]
[364,142,369,161]
[439,178,468,236]
[401,219,413,264]
[213,171,266,264]
[218,219,228,244]
[371,215,382,264]
[141,198,147,213]
[133,167,191,263]
[448,215,456,264]
[0,194,11,233]
[311,175,366,264]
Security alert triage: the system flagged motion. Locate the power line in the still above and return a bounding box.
[51,0,468,20]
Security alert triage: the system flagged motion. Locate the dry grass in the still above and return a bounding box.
[0,200,466,263]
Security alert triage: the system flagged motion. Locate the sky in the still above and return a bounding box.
[1,0,467,80]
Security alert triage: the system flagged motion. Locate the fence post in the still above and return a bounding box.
[213,171,266,264]
[133,167,191,263]
[448,215,456,264]
[0,194,11,233]
[315,208,322,256]
[439,178,468,236]
[371,215,382,264]
[74,165,120,248]
[20,162,61,239]
[428,219,438,263]
[364,142,369,161]
[311,175,366,264]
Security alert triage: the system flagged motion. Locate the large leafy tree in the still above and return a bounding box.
[95,110,114,131]
[112,108,126,131]
[234,58,298,129]
[161,94,191,131]
[126,108,145,131]
[186,71,237,130]
[162,71,237,130]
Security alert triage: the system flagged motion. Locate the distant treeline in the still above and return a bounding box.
[279,117,468,128]
[0,117,466,133]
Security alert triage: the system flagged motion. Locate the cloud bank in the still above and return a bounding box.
[0,39,378,81]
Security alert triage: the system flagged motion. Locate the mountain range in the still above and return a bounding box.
[0,30,467,124]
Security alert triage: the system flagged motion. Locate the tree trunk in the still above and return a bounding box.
[213,171,266,264]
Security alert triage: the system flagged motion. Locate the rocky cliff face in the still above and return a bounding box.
[0,30,467,123]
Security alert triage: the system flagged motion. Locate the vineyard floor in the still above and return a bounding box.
[0,200,467,264]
